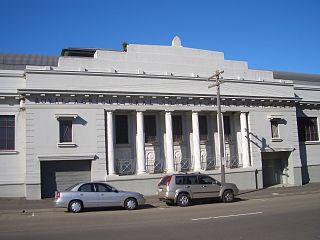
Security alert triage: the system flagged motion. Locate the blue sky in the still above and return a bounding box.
[1,0,319,74]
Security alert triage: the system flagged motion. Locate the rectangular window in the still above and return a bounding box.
[199,115,208,141]
[0,115,15,150]
[172,115,183,142]
[59,120,72,143]
[144,115,157,143]
[271,120,280,138]
[223,116,231,141]
[115,115,129,144]
[297,117,319,142]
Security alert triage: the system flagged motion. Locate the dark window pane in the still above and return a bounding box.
[172,115,183,142]
[59,120,72,142]
[144,115,157,143]
[223,116,231,136]
[271,120,279,138]
[95,183,111,192]
[298,117,319,142]
[0,115,15,150]
[185,176,197,185]
[199,115,208,141]
[115,115,129,144]
[78,183,94,192]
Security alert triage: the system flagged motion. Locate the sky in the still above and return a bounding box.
[1,0,319,74]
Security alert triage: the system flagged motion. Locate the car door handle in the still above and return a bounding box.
[80,194,84,196]
[202,185,207,188]
[100,194,104,196]
[185,186,190,188]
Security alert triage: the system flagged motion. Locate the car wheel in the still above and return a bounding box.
[177,193,190,207]
[68,200,83,213]
[124,198,138,210]
[222,190,234,203]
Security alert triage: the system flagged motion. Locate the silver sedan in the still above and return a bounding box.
[54,182,146,213]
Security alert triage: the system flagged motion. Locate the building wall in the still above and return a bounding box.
[0,71,26,197]
[1,41,320,199]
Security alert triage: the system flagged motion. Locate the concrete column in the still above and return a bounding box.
[216,112,225,167]
[192,111,201,171]
[106,111,116,175]
[136,111,146,174]
[165,111,174,173]
[240,112,251,168]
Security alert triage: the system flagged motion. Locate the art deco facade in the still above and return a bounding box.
[0,37,319,199]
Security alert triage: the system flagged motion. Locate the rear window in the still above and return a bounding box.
[175,175,198,185]
[158,175,171,186]
[65,183,79,191]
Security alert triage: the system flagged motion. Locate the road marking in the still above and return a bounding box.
[192,212,263,221]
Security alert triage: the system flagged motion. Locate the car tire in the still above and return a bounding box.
[68,200,83,213]
[124,198,138,210]
[222,190,234,203]
[177,193,190,207]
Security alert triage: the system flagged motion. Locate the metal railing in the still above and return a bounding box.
[146,160,164,174]
[174,158,192,172]
[117,158,136,176]
[225,154,240,169]
[201,155,216,170]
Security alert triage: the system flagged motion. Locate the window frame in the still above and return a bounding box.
[223,115,232,142]
[172,115,183,143]
[0,115,15,151]
[59,119,73,143]
[270,119,280,139]
[55,114,77,147]
[199,115,208,142]
[297,117,319,142]
[144,115,157,144]
[115,114,129,144]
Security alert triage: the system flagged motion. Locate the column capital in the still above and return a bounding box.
[165,109,174,113]
[135,109,146,113]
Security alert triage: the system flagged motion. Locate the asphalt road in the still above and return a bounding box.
[1,192,320,240]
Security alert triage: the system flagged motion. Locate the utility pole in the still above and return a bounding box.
[208,70,226,183]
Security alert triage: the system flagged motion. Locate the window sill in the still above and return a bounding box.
[0,150,19,155]
[271,138,283,142]
[304,141,320,145]
[58,143,77,148]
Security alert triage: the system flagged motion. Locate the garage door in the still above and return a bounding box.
[41,160,91,198]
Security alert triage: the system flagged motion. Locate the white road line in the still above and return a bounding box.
[192,212,263,221]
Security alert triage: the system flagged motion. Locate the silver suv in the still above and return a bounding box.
[157,173,239,207]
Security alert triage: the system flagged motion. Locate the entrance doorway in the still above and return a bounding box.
[261,152,290,188]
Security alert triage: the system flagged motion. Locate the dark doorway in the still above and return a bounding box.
[40,160,91,198]
[261,152,289,188]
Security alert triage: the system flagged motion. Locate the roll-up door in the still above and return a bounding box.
[40,160,91,198]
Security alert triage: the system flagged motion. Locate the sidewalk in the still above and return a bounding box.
[0,183,319,214]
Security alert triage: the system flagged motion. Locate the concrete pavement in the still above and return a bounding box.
[0,183,319,214]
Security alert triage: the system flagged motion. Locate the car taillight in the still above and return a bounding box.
[55,191,60,200]
[166,176,172,186]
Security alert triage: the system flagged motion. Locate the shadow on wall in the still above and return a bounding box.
[247,130,274,152]
[299,142,310,184]
[247,125,310,185]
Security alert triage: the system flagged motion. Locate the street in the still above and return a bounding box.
[0,192,320,240]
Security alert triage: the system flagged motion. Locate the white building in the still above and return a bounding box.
[0,37,319,199]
